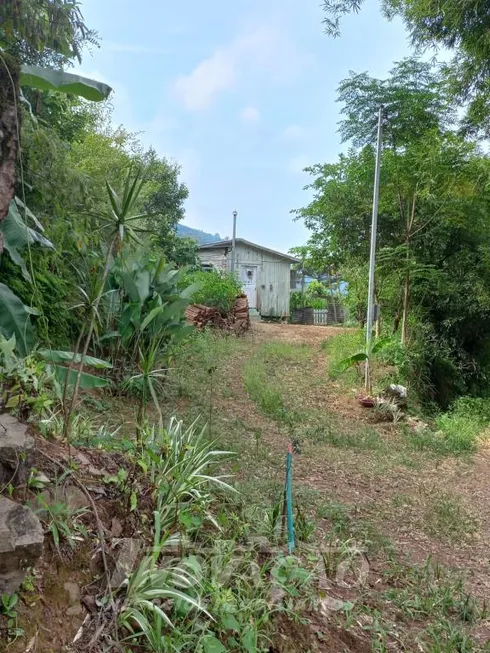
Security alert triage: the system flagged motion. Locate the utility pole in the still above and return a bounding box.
[231,209,237,274]
[365,108,383,394]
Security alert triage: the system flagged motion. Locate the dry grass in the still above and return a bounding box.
[160,322,490,651]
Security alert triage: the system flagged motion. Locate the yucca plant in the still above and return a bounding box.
[119,513,208,652]
[63,166,150,440]
[154,417,236,530]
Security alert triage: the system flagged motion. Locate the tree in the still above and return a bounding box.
[322,0,490,137]
[0,0,97,68]
[143,149,190,263]
[0,0,110,222]
[333,61,470,343]
[294,59,490,402]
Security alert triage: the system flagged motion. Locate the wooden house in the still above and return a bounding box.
[198,239,298,318]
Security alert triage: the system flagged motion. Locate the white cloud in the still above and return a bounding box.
[240,106,261,124]
[173,24,311,112]
[283,124,304,141]
[173,48,236,111]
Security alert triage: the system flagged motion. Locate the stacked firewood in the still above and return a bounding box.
[185,294,251,334]
[232,295,250,334]
[185,304,227,329]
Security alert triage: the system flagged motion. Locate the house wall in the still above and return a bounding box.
[198,244,293,316]
[235,243,291,317]
[197,248,228,271]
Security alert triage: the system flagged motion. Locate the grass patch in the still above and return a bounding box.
[322,330,364,380]
[243,358,288,422]
[166,330,247,404]
[306,421,385,451]
[434,413,483,454]
[423,492,478,543]
[385,560,481,623]
[242,342,311,425]
[342,559,486,651]
[316,499,393,554]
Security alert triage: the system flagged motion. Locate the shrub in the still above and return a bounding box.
[183,270,242,315]
[290,291,327,312]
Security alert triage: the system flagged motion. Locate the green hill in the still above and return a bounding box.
[177,224,222,244]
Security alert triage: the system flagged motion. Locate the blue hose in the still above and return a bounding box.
[286,444,295,554]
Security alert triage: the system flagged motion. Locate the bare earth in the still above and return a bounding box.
[214,321,490,649]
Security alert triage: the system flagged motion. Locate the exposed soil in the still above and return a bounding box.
[3,321,490,652]
[206,321,490,649]
[227,322,490,598]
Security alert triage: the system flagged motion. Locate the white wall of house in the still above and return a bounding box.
[198,242,292,317]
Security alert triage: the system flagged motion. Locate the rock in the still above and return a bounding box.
[87,465,108,478]
[407,416,429,434]
[32,471,51,486]
[66,604,84,617]
[0,413,35,486]
[384,384,408,407]
[64,486,89,511]
[74,451,91,466]
[110,517,123,538]
[29,484,89,517]
[81,594,97,613]
[63,581,80,604]
[0,496,44,595]
[111,538,142,588]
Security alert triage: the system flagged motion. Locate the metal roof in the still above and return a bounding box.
[198,238,299,263]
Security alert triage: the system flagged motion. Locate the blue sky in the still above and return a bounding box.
[77,0,411,253]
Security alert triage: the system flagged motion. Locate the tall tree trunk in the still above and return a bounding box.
[401,266,410,345]
[401,194,416,345]
[0,53,20,223]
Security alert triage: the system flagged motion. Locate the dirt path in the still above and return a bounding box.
[214,322,490,636]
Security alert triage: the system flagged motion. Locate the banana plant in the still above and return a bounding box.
[1,197,54,281]
[112,252,199,433]
[20,65,111,102]
[338,337,390,373]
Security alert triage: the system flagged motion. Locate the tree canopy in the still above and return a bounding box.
[295,58,490,405]
[322,0,490,137]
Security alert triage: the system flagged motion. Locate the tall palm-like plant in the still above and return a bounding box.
[63,166,149,439]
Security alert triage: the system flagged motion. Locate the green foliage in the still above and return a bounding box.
[431,397,490,454]
[423,492,478,542]
[36,499,89,552]
[0,592,23,643]
[20,65,111,101]
[0,282,35,356]
[183,270,241,315]
[323,331,365,379]
[243,358,286,422]
[0,336,54,417]
[295,58,490,405]
[0,0,97,67]
[106,251,195,426]
[1,198,54,281]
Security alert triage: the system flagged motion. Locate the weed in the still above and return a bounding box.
[243,358,287,422]
[434,414,481,454]
[314,421,385,451]
[36,499,89,552]
[119,535,206,652]
[322,331,364,380]
[384,560,480,624]
[271,556,312,604]
[295,505,316,542]
[242,342,311,426]
[423,492,478,542]
[0,593,24,643]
